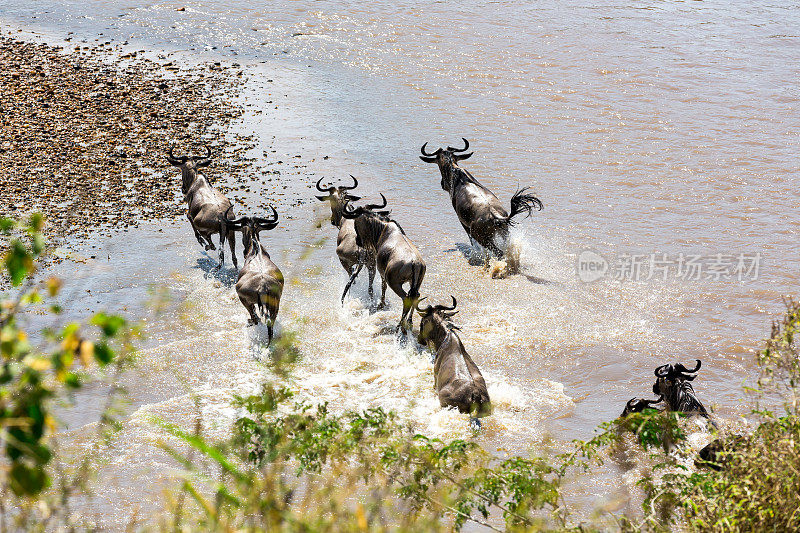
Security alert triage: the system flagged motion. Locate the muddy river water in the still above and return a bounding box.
[2,0,799,526]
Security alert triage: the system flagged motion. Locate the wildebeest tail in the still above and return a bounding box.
[507,187,543,226]
[257,293,272,324]
[409,263,423,299]
[469,391,492,419]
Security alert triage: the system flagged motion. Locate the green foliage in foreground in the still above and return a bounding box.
[4,213,800,532]
[1,215,135,529]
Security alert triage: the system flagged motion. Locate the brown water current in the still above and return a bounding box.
[2,0,800,526]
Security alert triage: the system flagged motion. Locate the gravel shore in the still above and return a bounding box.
[0,33,255,249]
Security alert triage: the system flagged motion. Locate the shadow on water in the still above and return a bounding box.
[194,255,239,286]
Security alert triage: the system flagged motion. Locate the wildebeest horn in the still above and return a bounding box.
[254,205,279,225]
[420,142,441,157]
[415,297,433,314]
[447,138,469,153]
[344,175,359,190]
[655,364,672,378]
[341,201,361,218]
[223,205,249,227]
[439,296,457,312]
[202,145,212,158]
[365,193,388,210]
[674,359,701,374]
[643,395,663,406]
[167,144,188,164]
[315,177,333,193]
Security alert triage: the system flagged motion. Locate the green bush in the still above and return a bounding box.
[1,214,135,530]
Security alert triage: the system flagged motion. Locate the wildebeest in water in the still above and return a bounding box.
[416,296,492,428]
[314,175,377,303]
[419,138,543,268]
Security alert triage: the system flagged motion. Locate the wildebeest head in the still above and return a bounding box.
[652,359,709,417]
[415,296,459,348]
[340,194,391,248]
[620,396,663,418]
[314,175,362,227]
[419,138,473,192]
[224,205,279,255]
[166,144,213,194]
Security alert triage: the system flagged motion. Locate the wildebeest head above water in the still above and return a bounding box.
[620,396,663,418]
[419,137,474,192]
[314,175,362,227]
[652,359,710,418]
[166,144,213,195]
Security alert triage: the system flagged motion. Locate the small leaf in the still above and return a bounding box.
[79,340,95,367]
[46,277,62,297]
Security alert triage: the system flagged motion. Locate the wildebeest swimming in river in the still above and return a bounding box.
[620,396,663,418]
[419,138,543,261]
[416,296,492,427]
[166,145,237,269]
[225,206,284,344]
[341,195,425,332]
[314,176,377,303]
[652,359,711,419]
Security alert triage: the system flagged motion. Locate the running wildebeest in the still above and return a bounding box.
[224,206,284,344]
[620,396,663,418]
[419,138,543,259]
[166,145,237,269]
[652,359,710,418]
[416,296,492,426]
[341,196,425,332]
[314,176,377,303]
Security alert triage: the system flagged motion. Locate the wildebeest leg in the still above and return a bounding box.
[200,231,216,251]
[488,241,505,260]
[378,278,388,310]
[243,300,260,327]
[367,262,376,299]
[217,230,226,270]
[188,213,206,246]
[267,304,279,346]
[341,263,364,304]
[227,229,238,269]
[469,417,482,430]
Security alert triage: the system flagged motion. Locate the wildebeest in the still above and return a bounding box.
[167,145,237,269]
[620,396,663,418]
[416,296,492,426]
[224,206,284,344]
[419,138,543,259]
[314,176,377,303]
[341,196,425,332]
[652,359,710,418]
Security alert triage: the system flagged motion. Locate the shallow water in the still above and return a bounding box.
[3,0,800,525]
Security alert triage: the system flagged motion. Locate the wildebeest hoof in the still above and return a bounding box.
[469,417,482,430]
[205,243,216,251]
[247,319,257,326]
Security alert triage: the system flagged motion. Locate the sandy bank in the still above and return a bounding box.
[0,32,257,249]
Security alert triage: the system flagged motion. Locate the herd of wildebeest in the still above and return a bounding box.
[166,138,722,453]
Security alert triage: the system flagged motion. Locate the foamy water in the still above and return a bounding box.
[4,0,799,524]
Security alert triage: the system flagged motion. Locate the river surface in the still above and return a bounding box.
[2,0,799,527]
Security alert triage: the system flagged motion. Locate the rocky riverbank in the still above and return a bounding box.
[0,32,256,250]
